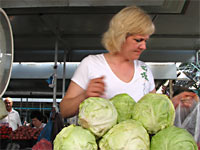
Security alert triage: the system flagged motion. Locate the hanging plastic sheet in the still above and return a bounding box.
[51,109,65,142]
[174,100,200,146]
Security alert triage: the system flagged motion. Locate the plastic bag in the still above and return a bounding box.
[174,100,200,144]
[67,115,78,125]
[51,110,64,142]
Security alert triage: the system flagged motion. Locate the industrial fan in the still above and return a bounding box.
[0,8,14,119]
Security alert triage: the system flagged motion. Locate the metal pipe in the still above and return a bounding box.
[169,80,173,99]
[4,91,62,96]
[62,50,67,98]
[196,50,200,66]
[53,39,58,111]
[26,98,28,123]
[40,101,41,112]
[20,98,22,116]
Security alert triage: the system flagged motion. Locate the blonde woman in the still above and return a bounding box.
[60,6,156,118]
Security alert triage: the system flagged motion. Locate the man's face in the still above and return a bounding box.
[4,99,13,112]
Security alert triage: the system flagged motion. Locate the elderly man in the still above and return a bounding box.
[0,97,22,131]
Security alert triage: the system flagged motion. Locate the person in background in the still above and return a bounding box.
[30,111,46,129]
[0,97,22,131]
[60,5,156,118]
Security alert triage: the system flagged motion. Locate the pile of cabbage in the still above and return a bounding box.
[54,93,198,150]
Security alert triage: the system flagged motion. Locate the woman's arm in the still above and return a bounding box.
[60,81,87,118]
[60,76,105,118]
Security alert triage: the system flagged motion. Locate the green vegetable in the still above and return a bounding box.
[99,120,150,150]
[54,125,97,150]
[110,93,136,123]
[78,97,118,138]
[132,93,175,134]
[0,99,8,119]
[151,126,198,150]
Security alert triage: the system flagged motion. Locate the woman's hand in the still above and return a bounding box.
[172,91,199,109]
[85,76,105,98]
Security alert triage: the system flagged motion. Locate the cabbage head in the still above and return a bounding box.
[110,93,136,123]
[151,126,198,150]
[99,120,150,150]
[78,97,118,137]
[54,125,97,150]
[0,99,8,119]
[132,93,175,134]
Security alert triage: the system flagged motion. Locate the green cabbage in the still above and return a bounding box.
[132,93,175,134]
[151,126,198,150]
[54,125,97,150]
[78,97,118,138]
[99,120,150,150]
[110,93,136,123]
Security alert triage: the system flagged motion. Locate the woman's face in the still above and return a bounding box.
[120,34,149,60]
[32,117,42,128]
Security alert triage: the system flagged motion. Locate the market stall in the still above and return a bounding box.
[0,125,40,149]
[0,1,199,149]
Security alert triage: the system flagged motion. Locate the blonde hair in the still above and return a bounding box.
[102,6,155,53]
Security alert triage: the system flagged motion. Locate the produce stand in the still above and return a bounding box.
[0,125,42,150]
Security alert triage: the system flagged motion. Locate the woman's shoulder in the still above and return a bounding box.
[84,54,104,60]
[81,54,105,64]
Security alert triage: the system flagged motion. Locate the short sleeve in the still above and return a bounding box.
[136,60,155,94]
[71,56,90,90]
[146,65,155,92]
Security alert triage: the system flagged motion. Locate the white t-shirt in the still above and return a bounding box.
[72,54,155,102]
[0,109,22,131]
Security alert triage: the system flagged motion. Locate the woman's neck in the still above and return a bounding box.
[104,52,133,65]
[104,53,135,83]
